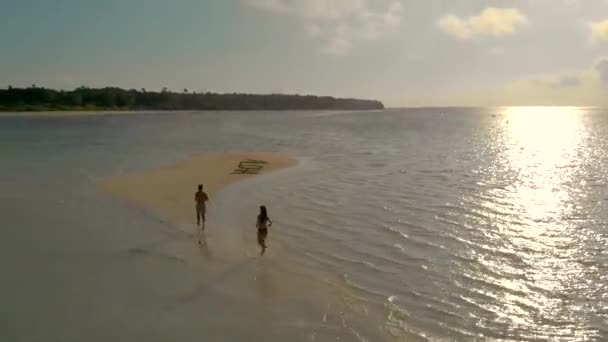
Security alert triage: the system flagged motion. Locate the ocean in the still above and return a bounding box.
[1,107,607,341]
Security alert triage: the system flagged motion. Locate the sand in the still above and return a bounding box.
[98,152,297,225]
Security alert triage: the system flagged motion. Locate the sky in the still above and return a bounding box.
[1,0,608,107]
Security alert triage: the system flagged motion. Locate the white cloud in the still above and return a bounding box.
[246,0,404,55]
[590,19,608,43]
[438,7,527,40]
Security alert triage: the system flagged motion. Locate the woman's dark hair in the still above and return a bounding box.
[258,205,268,222]
[198,184,203,191]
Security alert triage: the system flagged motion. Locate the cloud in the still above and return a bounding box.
[247,0,289,13]
[520,61,608,91]
[488,46,506,55]
[531,74,583,88]
[246,0,404,55]
[249,0,366,20]
[438,7,527,40]
[401,55,608,106]
[595,58,608,86]
[382,1,404,27]
[553,75,583,88]
[590,19,608,43]
[322,37,352,56]
[305,24,322,37]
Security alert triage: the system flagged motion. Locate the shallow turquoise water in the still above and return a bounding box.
[1,108,608,341]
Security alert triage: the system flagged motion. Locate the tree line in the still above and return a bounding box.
[0,86,384,111]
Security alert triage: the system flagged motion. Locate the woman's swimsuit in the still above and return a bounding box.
[257,219,269,243]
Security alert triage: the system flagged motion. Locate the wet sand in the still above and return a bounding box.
[97,151,379,340]
[98,152,297,225]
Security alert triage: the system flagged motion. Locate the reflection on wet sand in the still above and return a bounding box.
[198,231,212,261]
[254,259,277,298]
[188,227,385,340]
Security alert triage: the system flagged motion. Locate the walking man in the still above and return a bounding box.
[195,184,209,228]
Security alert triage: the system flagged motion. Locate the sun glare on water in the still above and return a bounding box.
[466,106,596,339]
[501,106,585,225]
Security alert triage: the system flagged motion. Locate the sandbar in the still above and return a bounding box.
[98,152,297,224]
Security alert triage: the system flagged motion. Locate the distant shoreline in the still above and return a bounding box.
[0,86,384,112]
[0,109,381,118]
[0,108,383,113]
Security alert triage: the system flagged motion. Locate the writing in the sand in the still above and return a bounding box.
[231,159,268,175]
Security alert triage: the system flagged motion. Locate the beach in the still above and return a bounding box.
[98,152,297,225]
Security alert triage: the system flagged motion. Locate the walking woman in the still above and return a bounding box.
[256,205,272,255]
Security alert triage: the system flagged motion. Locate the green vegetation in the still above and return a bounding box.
[0,86,384,111]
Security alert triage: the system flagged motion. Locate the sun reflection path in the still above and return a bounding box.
[468,106,601,340]
[502,106,584,226]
